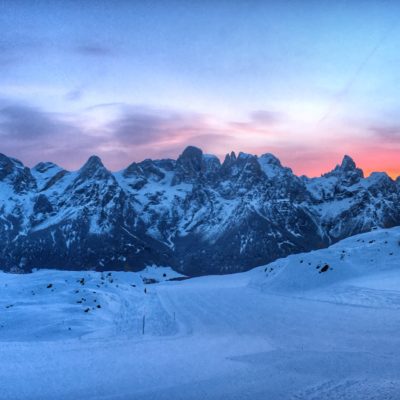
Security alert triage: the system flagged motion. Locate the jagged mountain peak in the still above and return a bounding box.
[0,153,24,176]
[122,161,141,178]
[220,150,262,188]
[340,154,357,171]
[0,153,36,192]
[366,172,395,191]
[124,159,167,181]
[82,155,105,170]
[333,154,362,176]
[176,146,204,172]
[180,145,203,159]
[257,153,294,179]
[259,153,282,167]
[60,155,118,204]
[237,152,256,160]
[222,151,255,165]
[222,151,236,167]
[172,146,205,184]
[77,155,111,181]
[323,154,364,183]
[229,151,237,161]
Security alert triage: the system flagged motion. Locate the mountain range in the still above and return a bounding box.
[1,145,399,275]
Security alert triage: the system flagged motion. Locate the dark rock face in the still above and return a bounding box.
[172,146,207,184]
[1,147,400,275]
[0,153,36,193]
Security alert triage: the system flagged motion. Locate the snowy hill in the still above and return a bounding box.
[1,146,400,275]
[2,229,400,399]
[252,226,400,294]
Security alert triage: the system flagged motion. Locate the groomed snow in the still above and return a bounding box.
[2,231,400,399]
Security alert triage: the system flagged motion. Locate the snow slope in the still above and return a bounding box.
[2,229,400,399]
[0,266,183,341]
[252,227,400,298]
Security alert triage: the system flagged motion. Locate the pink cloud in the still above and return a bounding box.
[1,101,400,178]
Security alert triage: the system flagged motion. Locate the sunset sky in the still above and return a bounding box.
[1,0,400,177]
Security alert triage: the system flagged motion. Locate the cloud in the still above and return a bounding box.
[85,102,125,111]
[184,133,235,146]
[0,101,109,169]
[249,110,283,125]
[92,106,236,165]
[65,88,84,102]
[108,108,285,151]
[0,104,72,139]
[0,103,294,170]
[0,102,234,169]
[74,44,115,57]
[108,107,213,146]
[6,102,399,179]
[229,109,285,135]
[369,124,400,143]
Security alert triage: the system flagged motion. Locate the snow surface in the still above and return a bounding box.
[2,230,400,399]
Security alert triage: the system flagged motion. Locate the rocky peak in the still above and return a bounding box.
[172,146,205,184]
[123,162,141,178]
[124,158,175,178]
[222,151,237,168]
[335,155,363,176]
[179,146,203,167]
[82,155,104,171]
[223,151,258,170]
[366,172,396,195]
[324,155,364,185]
[237,152,254,159]
[258,152,299,192]
[77,155,111,182]
[202,154,221,180]
[340,155,357,171]
[138,159,166,181]
[257,153,286,179]
[220,151,262,188]
[259,153,282,167]
[0,153,22,180]
[0,153,36,192]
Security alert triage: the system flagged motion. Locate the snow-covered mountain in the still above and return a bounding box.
[1,146,400,275]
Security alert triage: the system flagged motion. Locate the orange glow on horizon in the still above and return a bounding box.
[364,168,400,180]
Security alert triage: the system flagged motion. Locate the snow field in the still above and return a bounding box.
[2,229,400,399]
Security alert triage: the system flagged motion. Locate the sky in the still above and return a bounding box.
[1,0,400,177]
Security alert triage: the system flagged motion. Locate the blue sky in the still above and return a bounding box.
[1,0,400,176]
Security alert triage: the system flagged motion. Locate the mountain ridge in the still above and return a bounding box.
[1,146,399,275]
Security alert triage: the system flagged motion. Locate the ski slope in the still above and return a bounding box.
[2,229,400,399]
